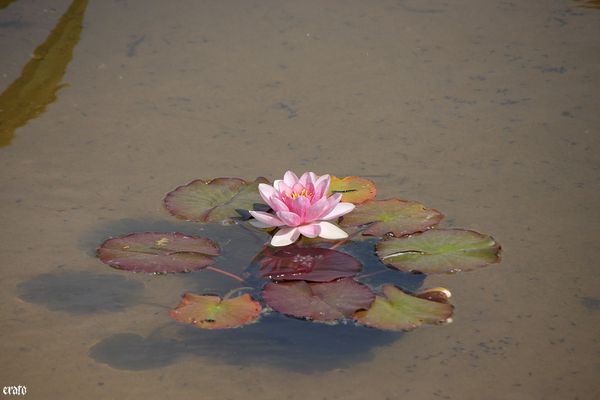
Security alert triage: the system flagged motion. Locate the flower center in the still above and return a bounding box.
[289,188,312,199]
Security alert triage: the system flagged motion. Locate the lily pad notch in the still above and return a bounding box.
[376,229,501,274]
[164,177,269,223]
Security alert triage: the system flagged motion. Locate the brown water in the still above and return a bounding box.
[1,0,599,399]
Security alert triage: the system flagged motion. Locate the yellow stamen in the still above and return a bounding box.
[288,189,312,199]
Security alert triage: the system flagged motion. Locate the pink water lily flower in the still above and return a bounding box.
[249,171,355,247]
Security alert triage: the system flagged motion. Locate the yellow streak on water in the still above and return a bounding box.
[0,0,18,10]
[575,0,600,8]
[0,0,88,147]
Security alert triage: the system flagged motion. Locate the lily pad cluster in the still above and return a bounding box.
[97,174,501,332]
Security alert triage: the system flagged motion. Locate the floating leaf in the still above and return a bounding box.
[328,176,376,204]
[376,229,501,274]
[353,284,453,331]
[257,246,363,282]
[164,177,269,223]
[97,232,220,273]
[262,279,374,321]
[170,293,261,329]
[340,199,443,237]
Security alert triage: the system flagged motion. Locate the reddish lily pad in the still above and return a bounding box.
[164,177,269,223]
[170,293,262,329]
[376,229,501,274]
[257,246,362,282]
[340,199,443,237]
[97,232,219,273]
[262,279,374,321]
[328,176,377,204]
[353,284,454,331]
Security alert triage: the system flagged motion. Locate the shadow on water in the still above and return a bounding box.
[90,314,401,373]
[18,271,143,314]
[0,0,88,147]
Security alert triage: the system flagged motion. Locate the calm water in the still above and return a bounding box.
[1,0,599,399]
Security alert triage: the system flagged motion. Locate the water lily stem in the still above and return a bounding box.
[205,266,244,282]
[355,269,388,280]
[223,286,254,300]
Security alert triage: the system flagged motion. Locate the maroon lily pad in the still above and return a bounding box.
[353,284,454,331]
[340,198,443,237]
[97,232,220,273]
[170,293,262,329]
[262,279,375,321]
[164,177,269,223]
[257,246,363,282]
[328,176,377,204]
[376,229,501,274]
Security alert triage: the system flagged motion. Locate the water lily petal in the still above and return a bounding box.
[283,171,299,187]
[314,174,331,199]
[321,202,355,221]
[292,182,305,194]
[271,227,301,247]
[270,196,289,212]
[258,183,277,208]
[249,211,284,227]
[316,192,342,220]
[298,223,321,238]
[306,196,329,221]
[276,210,302,227]
[295,196,311,220]
[277,181,293,197]
[273,179,283,191]
[317,221,349,240]
[299,172,311,187]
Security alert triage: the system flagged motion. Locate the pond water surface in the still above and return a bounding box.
[1,1,599,399]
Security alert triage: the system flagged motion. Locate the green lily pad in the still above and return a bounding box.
[340,199,443,237]
[376,229,501,274]
[97,232,220,273]
[328,176,377,204]
[164,177,269,223]
[262,279,374,322]
[170,293,262,329]
[353,284,454,331]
